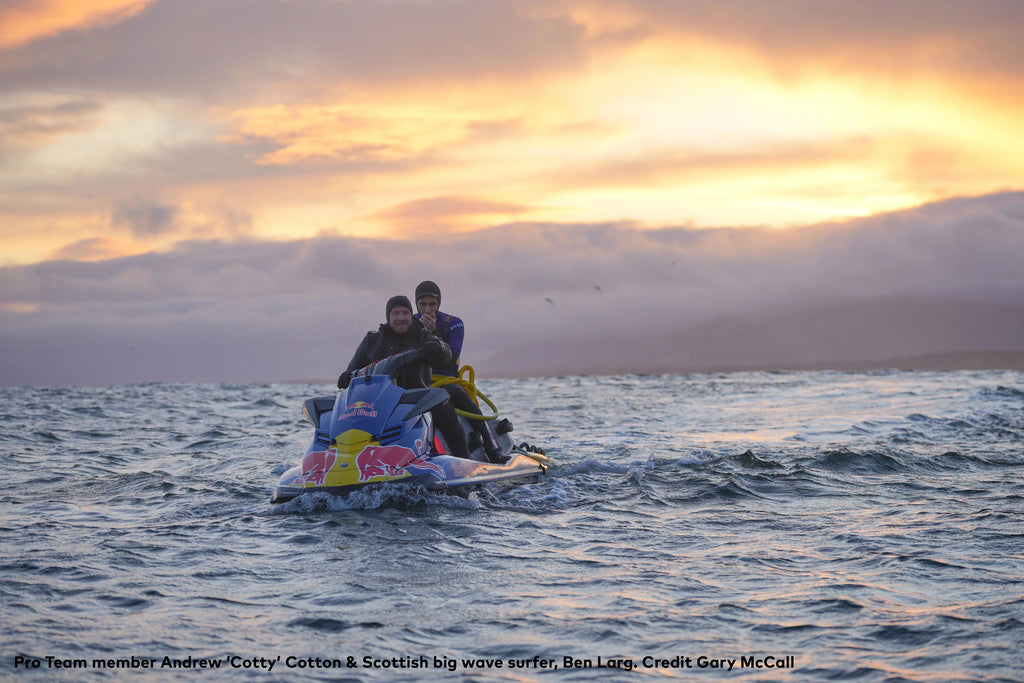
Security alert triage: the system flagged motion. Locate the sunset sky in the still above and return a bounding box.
[2,0,1023,385]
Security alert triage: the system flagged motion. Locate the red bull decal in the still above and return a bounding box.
[296,447,338,486]
[355,445,445,483]
[339,401,378,421]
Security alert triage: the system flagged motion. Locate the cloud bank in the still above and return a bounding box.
[3,0,1024,266]
[2,192,1022,386]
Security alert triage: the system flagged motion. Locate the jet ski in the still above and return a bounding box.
[271,348,549,504]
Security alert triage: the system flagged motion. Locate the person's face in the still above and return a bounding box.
[416,296,439,316]
[388,306,413,333]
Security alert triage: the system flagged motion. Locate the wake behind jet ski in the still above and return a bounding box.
[271,349,549,504]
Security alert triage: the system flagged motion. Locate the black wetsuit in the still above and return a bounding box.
[337,320,470,459]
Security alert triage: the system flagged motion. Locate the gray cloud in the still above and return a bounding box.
[0,100,103,151]
[6,0,1021,105]
[112,198,179,237]
[0,0,584,99]
[2,191,1023,386]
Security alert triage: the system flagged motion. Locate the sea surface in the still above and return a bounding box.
[1,370,1022,682]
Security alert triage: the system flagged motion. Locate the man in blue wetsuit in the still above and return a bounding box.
[413,280,464,377]
[413,281,503,462]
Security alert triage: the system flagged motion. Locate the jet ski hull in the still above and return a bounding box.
[271,353,548,504]
[271,452,546,504]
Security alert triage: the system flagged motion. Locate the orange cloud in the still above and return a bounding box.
[0,0,152,50]
[372,195,533,234]
[2,0,1023,267]
[222,102,495,166]
[48,236,146,261]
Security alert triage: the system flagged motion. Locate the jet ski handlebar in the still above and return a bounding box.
[351,346,444,388]
[341,339,449,390]
[352,348,422,379]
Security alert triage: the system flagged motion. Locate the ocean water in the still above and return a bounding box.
[1,370,1022,682]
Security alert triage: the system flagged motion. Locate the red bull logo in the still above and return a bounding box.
[355,445,445,483]
[339,401,378,420]
[296,447,337,486]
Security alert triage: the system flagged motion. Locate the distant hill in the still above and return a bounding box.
[479,298,1024,377]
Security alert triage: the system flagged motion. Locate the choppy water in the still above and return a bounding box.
[1,370,1022,682]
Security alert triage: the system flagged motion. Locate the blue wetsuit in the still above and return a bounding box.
[414,308,501,459]
[414,310,464,376]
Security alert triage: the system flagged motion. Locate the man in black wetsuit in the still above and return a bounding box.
[337,295,472,460]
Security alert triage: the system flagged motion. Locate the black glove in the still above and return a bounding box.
[422,339,447,366]
[337,370,353,389]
